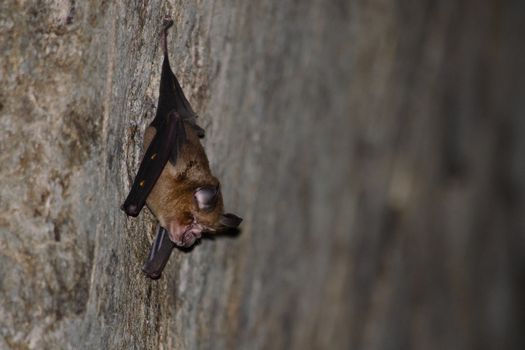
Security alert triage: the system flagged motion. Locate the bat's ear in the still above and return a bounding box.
[219,213,243,229]
[194,186,219,211]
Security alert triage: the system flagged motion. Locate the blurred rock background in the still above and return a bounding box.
[0,0,524,349]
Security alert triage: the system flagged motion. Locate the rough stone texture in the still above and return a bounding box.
[0,0,524,349]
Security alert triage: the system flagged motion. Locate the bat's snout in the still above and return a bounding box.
[167,220,203,248]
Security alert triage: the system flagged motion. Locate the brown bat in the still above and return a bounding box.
[121,16,242,279]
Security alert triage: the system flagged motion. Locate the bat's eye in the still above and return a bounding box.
[194,186,218,212]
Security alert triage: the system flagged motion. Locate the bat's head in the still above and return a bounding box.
[159,183,242,248]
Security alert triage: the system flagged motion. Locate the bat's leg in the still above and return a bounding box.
[162,15,174,56]
[143,224,176,279]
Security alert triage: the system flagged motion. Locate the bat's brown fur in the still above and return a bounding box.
[144,123,224,239]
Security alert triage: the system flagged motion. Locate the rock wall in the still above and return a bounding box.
[0,0,523,349]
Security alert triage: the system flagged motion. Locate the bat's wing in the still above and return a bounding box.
[121,111,183,217]
[142,225,175,279]
[152,53,205,139]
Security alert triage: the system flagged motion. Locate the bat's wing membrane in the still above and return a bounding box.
[153,54,205,138]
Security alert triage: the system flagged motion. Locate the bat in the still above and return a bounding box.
[122,16,242,280]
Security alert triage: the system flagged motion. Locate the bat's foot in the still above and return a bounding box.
[162,15,174,32]
[161,15,174,55]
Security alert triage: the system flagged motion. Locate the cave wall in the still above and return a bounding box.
[0,1,523,349]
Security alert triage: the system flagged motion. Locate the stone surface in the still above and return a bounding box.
[0,0,524,349]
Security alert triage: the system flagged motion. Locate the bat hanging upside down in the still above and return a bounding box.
[121,16,242,279]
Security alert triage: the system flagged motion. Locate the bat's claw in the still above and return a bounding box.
[162,15,174,31]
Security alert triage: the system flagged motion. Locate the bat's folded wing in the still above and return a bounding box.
[153,55,205,138]
[142,225,175,279]
[121,112,184,217]
[169,71,205,138]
